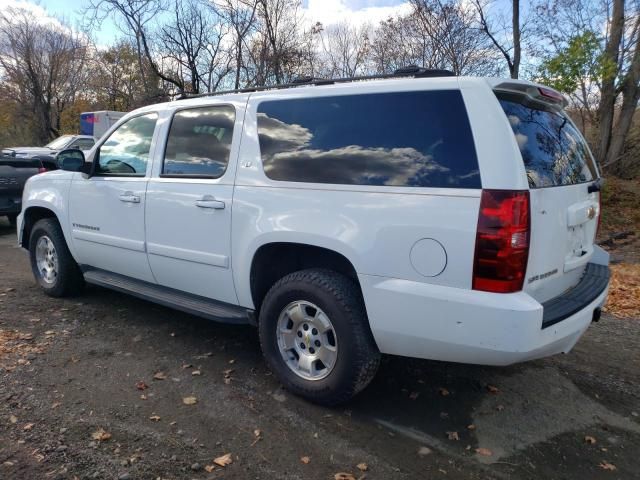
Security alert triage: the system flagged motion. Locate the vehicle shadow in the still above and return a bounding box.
[0,217,16,237]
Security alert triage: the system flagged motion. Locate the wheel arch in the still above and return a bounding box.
[248,241,361,314]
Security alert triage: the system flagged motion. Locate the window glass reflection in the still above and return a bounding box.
[163,106,235,177]
[97,113,158,176]
[257,91,480,188]
[498,97,596,188]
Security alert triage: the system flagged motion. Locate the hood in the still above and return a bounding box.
[2,147,55,157]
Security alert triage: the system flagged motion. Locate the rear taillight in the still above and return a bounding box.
[38,167,48,174]
[473,190,530,293]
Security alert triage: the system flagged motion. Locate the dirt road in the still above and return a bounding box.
[1,217,639,480]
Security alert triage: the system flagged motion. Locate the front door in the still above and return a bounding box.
[145,103,241,305]
[69,112,159,282]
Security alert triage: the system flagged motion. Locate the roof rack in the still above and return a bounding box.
[178,65,455,99]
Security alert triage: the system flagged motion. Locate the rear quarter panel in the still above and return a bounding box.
[232,79,484,309]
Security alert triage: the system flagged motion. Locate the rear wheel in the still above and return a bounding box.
[29,218,84,297]
[258,269,380,405]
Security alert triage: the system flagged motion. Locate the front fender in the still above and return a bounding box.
[20,171,75,255]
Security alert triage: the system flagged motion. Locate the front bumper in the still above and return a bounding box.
[359,261,609,366]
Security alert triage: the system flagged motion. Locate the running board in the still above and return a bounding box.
[83,268,252,325]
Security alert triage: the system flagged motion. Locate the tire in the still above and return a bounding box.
[29,218,85,297]
[258,269,380,406]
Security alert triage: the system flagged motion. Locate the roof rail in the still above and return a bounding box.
[178,65,455,100]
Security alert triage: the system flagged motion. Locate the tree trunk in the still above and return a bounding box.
[511,0,520,79]
[597,0,625,163]
[604,22,640,171]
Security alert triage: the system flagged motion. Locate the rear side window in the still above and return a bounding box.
[256,90,480,188]
[163,105,235,178]
[497,93,597,188]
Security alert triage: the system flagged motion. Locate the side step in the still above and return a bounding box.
[83,268,252,325]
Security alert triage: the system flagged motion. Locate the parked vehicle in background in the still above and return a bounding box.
[2,135,96,160]
[0,155,53,226]
[16,68,610,405]
[80,111,126,140]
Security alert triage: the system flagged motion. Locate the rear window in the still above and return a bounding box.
[497,93,597,188]
[256,90,480,188]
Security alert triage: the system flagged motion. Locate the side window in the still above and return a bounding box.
[95,113,158,176]
[162,105,235,178]
[74,139,95,150]
[256,91,480,188]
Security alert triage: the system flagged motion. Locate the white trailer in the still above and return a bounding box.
[80,111,126,140]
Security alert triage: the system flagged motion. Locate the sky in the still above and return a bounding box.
[2,0,412,47]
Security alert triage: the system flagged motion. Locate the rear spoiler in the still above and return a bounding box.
[493,81,569,109]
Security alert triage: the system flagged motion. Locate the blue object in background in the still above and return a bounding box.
[80,113,95,136]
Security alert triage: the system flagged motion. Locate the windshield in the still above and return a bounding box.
[497,92,597,188]
[45,135,73,150]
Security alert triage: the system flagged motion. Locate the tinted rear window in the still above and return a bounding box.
[498,93,597,188]
[256,90,480,188]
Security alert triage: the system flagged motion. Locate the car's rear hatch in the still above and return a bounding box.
[0,156,42,213]
[495,86,600,304]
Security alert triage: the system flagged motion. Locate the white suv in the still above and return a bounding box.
[17,69,610,405]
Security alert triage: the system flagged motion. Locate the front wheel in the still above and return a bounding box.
[258,269,380,406]
[29,218,84,297]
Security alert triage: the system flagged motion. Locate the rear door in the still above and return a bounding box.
[496,91,600,303]
[144,102,242,305]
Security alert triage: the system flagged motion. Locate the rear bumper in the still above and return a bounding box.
[359,261,609,366]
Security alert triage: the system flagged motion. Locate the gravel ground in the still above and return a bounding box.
[1,217,639,480]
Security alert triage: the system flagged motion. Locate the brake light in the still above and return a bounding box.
[473,190,530,293]
[538,87,564,103]
[38,167,48,174]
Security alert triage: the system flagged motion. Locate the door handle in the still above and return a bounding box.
[119,191,141,203]
[195,195,225,210]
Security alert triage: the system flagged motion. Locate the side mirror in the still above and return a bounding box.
[56,149,85,172]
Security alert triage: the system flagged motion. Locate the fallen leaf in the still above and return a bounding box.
[23,423,35,431]
[254,429,261,437]
[91,428,111,441]
[135,381,148,391]
[213,453,233,467]
[409,391,419,400]
[439,387,450,396]
[140,394,147,400]
[51,402,61,409]
[204,465,215,473]
[9,415,17,424]
[192,370,201,376]
[149,415,161,422]
[475,447,493,457]
[417,446,432,456]
[467,424,476,431]
[496,405,505,411]
[585,435,597,444]
[334,474,356,480]
[356,462,368,471]
[446,431,459,441]
[182,396,198,405]
[228,359,236,364]
[599,461,616,471]
[300,456,311,464]
[182,364,193,369]
[153,371,167,380]
[486,385,500,394]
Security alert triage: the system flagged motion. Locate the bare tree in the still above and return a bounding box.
[217,0,259,89]
[159,0,232,93]
[473,0,521,78]
[0,7,89,143]
[318,22,371,77]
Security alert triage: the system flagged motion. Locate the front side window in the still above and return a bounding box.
[256,90,480,188]
[162,105,235,178]
[96,113,157,176]
[497,92,597,188]
[71,138,95,150]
